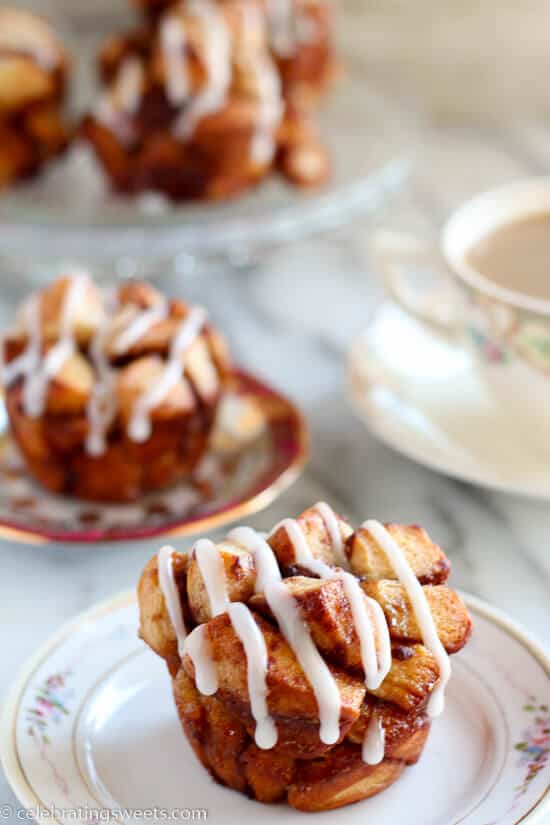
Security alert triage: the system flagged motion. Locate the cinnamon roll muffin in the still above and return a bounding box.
[0,8,70,189]
[0,275,231,502]
[82,0,333,201]
[138,503,472,811]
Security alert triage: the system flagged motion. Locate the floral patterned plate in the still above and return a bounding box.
[0,370,307,544]
[348,302,550,501]
[1,591,548,825]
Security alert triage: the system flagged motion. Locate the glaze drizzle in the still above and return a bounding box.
[362,519,451,718]
[1,278,209,457]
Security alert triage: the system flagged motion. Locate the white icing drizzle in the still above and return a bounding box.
[227,602,277,749]
[228,525,340,745]
[270,516,333,578]
[184,624,218,695]
[250,52,283,166]
[314,501,349,569]
[194,538,229,616]
[96,57,144,141]
[362,712,385,765]
[160,15,189,106]
[114,58,144,114]
[265,0,297,57]
[157,545,188,658]
[86,289,119,457]
[272,509,391,674]
[236,2,282,166]
[112,301,169,355]
[23,273,89,418]
[228,526,282,592]
[362,520,452,718]
[173,0,232,140]
[268,507,393,760]
[339,571,391,691]
[265,577,341,744]
[127,305,207,443]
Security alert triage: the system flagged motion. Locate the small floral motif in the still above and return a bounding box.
[25,670,74,797]
[26,671,73,746]
[513,699,550,799]
[468,326,510,365]
[514,321,550,374]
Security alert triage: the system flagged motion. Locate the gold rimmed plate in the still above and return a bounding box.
[1,591,548,824]
[0,369,308,544]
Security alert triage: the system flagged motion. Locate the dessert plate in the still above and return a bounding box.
[347,302,550,501]
[0,370,307,544]
[1,591,548,825]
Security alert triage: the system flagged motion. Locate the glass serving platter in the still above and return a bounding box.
[0,2,420,282]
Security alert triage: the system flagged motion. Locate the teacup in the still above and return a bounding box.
[372,178,550,449]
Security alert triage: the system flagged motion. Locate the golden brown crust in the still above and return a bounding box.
[288,748,406,812]
[173,668,249,791]
[241,743,296,803]
[369,644,439,712]
[347,524,451,585]
[361,580,472,654]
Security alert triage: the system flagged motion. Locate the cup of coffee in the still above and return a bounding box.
[372,178,550,447]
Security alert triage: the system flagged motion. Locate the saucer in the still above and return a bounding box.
[1,590,548,825]
[347,302,550,500]
[0,370,307,544]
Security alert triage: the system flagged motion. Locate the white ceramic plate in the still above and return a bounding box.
[1,590,548,825]
[347,302,550,501]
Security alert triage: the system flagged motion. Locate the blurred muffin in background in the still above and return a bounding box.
[0,274,232,502]
[0,8,71,189]
[82,0,335,202]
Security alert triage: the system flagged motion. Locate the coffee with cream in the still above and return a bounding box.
[467,212,550,301]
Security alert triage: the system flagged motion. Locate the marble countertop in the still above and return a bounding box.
[1,123,550,820]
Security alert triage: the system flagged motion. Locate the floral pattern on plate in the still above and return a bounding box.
[1,593,548,825]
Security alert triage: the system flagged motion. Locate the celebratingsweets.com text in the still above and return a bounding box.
[0,805,208,822]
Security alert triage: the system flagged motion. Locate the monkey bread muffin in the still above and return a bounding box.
[82,0,335,201]
[0,8,70,189]
[0,275,231,502]
[138,502,472,811]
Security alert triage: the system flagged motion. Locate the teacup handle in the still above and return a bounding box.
[371,230,463,337]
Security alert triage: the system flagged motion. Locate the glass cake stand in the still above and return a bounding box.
[0,5,420,284]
